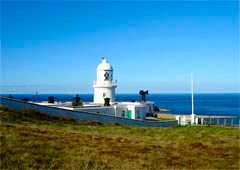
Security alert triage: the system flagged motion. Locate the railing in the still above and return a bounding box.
[93,80,117,87]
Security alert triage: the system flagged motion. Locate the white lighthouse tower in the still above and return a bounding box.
[93,57,117,104]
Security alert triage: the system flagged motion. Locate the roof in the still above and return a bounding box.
[97,57,113,70]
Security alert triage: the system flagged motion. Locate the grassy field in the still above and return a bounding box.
[0,106,239,170]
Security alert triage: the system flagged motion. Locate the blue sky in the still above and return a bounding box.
[1,1,239,94]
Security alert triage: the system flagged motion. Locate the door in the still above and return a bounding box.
[127,110,132,119]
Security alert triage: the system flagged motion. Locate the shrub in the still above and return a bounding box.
[153,106,160,112]
[145,112,153,117]
[21,98,29,102]
[72,101,83,107]
[48,96,55,103]
[8,95,13,98]
[72,95,83,107]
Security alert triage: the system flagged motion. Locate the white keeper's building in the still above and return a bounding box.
[84,57,153,119]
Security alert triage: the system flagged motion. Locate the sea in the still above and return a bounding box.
[1,93,239,117]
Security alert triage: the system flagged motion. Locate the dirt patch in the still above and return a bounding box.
[190,142,208,150]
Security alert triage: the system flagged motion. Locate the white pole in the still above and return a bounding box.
[114,105,117,117]
[191,73,195,125]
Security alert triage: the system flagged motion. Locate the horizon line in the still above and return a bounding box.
[1,92,239,95]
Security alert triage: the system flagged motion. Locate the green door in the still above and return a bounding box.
[127,110,132,119]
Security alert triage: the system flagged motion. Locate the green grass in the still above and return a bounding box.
[0,106,239,170]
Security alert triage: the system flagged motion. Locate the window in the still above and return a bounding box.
[136,112,141,119]
[121,111,125,117]
[104,72,110,81]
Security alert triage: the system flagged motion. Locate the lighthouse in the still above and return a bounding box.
[93,57,117,104]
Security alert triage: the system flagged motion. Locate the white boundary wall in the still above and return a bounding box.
[0,97,177,127]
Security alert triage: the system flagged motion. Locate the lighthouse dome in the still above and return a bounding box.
[97,57,112,70]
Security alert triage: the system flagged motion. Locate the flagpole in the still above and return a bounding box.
[191,73,195,125]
